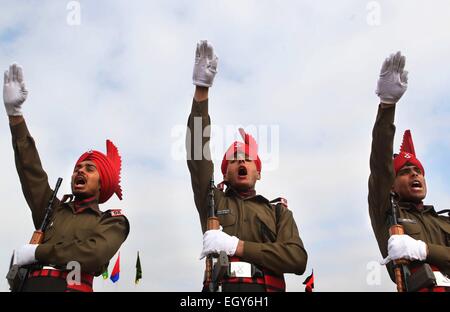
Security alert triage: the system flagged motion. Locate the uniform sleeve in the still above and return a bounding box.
[35,215,129,274]
[186,98,218,232]
[427,244,450,275]
[368,105,397,259]
[368,105,396,227]
[241,208,307,275]
[10,120,57,229]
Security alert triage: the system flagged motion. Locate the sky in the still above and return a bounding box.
[1,0,450,292]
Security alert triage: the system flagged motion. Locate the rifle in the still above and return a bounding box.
[6,178,63,292]
[389,191,410,292]
[204,177,229,292]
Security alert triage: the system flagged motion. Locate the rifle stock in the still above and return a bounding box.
[29,230,45,245]
[6,178,63,292]
[204,177,228,292]
[389,192,410,292]
[204,217,219,286]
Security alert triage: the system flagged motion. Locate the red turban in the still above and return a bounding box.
[221,128,261,175]
[76,140,122,204]
[393,130,425,176]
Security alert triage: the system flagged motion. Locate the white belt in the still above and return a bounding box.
[229,261,253,278]
[434,271,450,287]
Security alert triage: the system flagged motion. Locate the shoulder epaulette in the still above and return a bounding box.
[269,197,288,226]
[436,209,450,217]
[102,209,130,237]
[61,194,74,203]
[105,209,125,217]
[269,197,288,208]
[217,181,226,191]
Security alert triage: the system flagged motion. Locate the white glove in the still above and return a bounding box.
[375,51,408,104]
[380,235,427,265]
[13,244,38,266]
[3,63,28,116]
[200,229,239,259]
[193,40,218,87]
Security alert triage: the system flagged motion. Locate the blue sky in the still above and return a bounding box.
[1,0,450,292]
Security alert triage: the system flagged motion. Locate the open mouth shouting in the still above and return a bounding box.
[73,174,87,189]
[410,179,423,191]
[238,165,248,179]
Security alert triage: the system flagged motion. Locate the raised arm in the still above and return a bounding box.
[368,52,408,229]
[186,40,219,231]
[4,64,56,229]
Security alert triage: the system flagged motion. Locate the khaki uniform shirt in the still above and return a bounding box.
[186,99,307,275]
[368,105,450,281]
[11,121,129,275]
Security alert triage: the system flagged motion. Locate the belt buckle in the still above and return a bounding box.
[229,261,252,278]
[434,271,450,287]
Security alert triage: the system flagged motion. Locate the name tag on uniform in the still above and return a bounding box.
[217,209,230,216]
[229,262,252,278]
[398,218,417,224]
[434,271,450,287]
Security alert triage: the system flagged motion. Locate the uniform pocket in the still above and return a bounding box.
[438,221,450,246]
[402,222,422,239]
[42,218,57,243]
[74,228,95,242]
[217,209,236,228]
[256,214,277,243]
[42,225,56,243]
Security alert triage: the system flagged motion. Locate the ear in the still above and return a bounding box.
[257,171,261,180]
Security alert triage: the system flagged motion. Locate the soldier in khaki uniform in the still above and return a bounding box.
[3,64,129,292]
[369,52,450,291]
[186,41,307,292]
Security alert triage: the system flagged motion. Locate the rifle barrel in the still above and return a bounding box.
[39,178,63,232]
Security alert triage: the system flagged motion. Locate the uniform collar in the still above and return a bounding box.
[62,194,102,215]
[224,187,270,204]
[399,201,437,215]
[225,186,254,199]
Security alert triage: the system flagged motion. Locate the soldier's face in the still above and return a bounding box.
[392,165,427,203]
[71,160,101,200]
[224,153,260,191]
